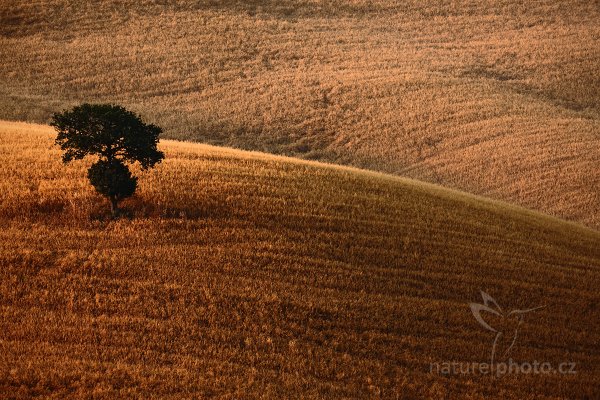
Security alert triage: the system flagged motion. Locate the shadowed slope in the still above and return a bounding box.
[0,1,599,228]
[1,121,599,398]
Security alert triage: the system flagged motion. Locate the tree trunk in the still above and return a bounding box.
[109,196,119,218]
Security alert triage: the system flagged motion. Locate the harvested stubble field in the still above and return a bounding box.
[1,121,599,398]
[0,0,599,228]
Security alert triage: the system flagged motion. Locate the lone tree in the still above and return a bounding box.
[52,104,164,217]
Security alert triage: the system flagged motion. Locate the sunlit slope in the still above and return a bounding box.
[1,1,599,228]
[1,122,599,398]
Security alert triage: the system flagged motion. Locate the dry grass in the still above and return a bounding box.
[0,0,599,228]
[1,120,599,398]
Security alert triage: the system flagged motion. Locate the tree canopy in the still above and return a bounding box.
[52,103,164,169]
[52,104,164,216]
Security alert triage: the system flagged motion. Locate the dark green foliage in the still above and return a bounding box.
[51,104,164,216]
[88,160,137,214]
[52,103,164,169]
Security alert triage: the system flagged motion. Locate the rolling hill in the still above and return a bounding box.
[1,0,599,229]
[1,121,599,398]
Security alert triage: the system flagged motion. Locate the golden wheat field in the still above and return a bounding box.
[0,0,599,228]
[1,120,599,398]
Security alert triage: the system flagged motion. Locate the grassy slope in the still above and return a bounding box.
[1,121,599,398]
[0,0,599,229]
